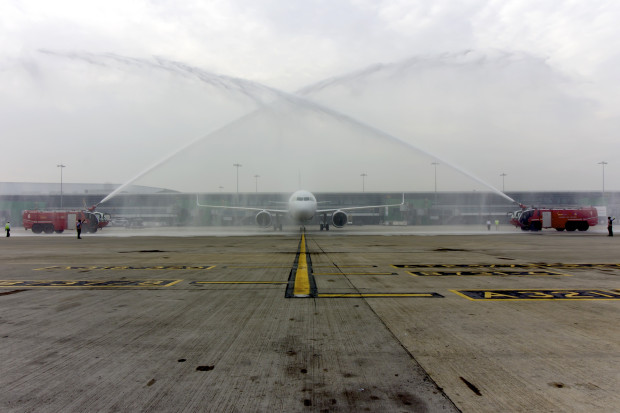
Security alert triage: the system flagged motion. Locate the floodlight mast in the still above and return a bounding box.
[233,163,242,193]
[598,161,608,202]
[57,164,66,208]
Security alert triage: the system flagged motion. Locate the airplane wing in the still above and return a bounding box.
[196,196,288,214]
[316,193,405,213]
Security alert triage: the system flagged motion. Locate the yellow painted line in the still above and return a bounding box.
[318,293,439,298]
[191,281,287,285]
[538,269,572,276]
[293,234,311,297]
[225,266,290,269]
[451,290,484,301]
[313,272,396,276]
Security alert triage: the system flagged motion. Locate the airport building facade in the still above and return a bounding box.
[1,183,617,227]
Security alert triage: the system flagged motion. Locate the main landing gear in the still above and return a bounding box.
[319,213,330,231]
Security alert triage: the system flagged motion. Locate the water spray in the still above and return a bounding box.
[53,51,520,205]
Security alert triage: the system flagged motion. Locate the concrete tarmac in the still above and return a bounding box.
[1,226,619,412]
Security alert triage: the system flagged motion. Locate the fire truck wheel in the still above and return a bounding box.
[32,224,43,234]
[44,224,54,234]
[55,230,64,234]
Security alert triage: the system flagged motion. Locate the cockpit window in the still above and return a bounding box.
[297,197,303,201]
[303,197,310,201]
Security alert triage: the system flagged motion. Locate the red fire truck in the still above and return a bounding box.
[511,207,598,231]
[22,208,109,234]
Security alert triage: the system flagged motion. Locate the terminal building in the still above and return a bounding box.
[1,182,617,228]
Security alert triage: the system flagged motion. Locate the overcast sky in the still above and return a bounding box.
[1,0,619,197]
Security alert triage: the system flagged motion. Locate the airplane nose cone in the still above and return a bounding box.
[298,204,314,220]
[299,208,311,220]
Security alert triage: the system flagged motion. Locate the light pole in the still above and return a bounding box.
[360,173,367,192]
[500,173,507,192]
[57,164,66,208]
[431,162,439,192]
[254,175,260,193]
[431,162,439,205]
[598,161,608,202]
[233,163,242,193]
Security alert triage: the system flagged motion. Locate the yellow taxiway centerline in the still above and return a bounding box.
[293,234,311,297]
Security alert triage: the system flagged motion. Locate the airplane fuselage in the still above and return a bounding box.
[288,190,317,224]
[197,189,402,231]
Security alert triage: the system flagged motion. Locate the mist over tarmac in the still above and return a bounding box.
[5,223,611,238]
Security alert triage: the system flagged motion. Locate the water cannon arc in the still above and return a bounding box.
[72,51,518,204]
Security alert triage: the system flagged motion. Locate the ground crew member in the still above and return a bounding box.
[5,221,9,237]
[608,216,615,237]
[76,219,82,239]
[495,219,500,230]
[486,220,491,231]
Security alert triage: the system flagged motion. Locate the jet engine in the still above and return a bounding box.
[332,210,348,228]
[255,210,272,227]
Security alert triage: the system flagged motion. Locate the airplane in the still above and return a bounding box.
[197,189,405,231]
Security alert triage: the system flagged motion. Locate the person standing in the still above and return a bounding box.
[608,216,615,237]
[76,219,82,239]
[5,221,9,237]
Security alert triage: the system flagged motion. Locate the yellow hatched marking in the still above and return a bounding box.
[34,265,215,271]
[407,270,571,277]
[293,234,311,297]
[451,289,620,300]
[0,279,182,288]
